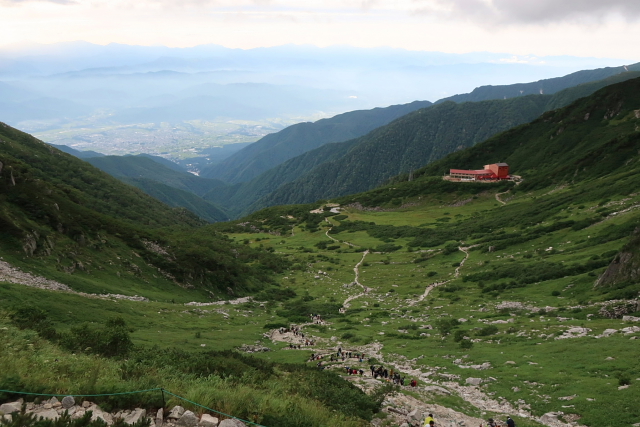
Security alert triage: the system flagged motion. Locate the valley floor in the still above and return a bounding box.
[2,187,640,427]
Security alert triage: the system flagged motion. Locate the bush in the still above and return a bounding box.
[475,325,499,336]
[618,374,631,386]
[459,339,474,349]
[453,330,467,342]
[59,317,134,358]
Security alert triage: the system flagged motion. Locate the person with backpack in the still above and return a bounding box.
[422,413,434,427]
[506,417,515,427]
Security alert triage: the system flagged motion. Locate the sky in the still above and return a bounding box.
[1,0,640,59]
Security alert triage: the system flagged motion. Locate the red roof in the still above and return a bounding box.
[450,169,494,175]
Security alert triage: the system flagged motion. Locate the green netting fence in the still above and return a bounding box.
[0,387,266,427]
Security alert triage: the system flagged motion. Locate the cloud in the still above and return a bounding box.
[415,0,640,25]
[1,0,75,4]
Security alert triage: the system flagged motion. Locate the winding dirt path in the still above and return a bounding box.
[495,191,508,205]
[341,250,370,311]
[324,218,358,247]
[410,245,474,306]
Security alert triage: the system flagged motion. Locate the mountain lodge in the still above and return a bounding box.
[446,163,511,182]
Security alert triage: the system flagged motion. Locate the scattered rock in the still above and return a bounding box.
[423,386,451,395]
[124,408,147,425]
[218,419,246,427]
[505,361,516,365]
[156,408,164,427]
[555,327,590,340]
[61,396,75,410]
[465,378,482,386]
[82,401,91,409]
[0,402,22,415]
[596,329,618,338]
[34,409,60,420]
[177,411,199,427]
[199,414,220,427]
[558,395,576,401]
[540,412,561,424]
[622,316,640,322]
[618,385,630,390]
[168,406,185,420]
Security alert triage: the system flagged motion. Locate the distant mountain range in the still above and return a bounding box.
[0,42,634,132]
[48,63,640,222]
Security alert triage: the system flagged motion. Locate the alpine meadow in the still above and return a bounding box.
[1,36,640,427]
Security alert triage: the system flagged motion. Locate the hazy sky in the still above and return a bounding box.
[2,0,639,59]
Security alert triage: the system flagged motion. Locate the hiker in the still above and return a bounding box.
[506,417,515,427]
[410,379,417,387]
[423,414,434,427]
[370,365,375,376]
[487,418,497,427]
[400,377,405,386]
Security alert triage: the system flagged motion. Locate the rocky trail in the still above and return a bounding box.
[341,250,371,311]
[0,260,148,302]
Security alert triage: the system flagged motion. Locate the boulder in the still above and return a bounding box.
[35,409,60,420]
[124,408,147,425]
[62,396,76,410]
[89,405,113,425]
[177,411,199,427]
[199,414,219,427]
[218,419,246,427]
[82,401,91,409]
[0,402,22,415]
[156,408,164,427]
[168,406,185,419]
[466,377,482,386]
[49,397,60,406]
[71,409,86,420]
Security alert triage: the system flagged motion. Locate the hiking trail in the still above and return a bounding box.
[409,245,474,306]
[341,250,370,311]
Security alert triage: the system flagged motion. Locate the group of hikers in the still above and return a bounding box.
[309,314,324,324]
[417,415,516,427]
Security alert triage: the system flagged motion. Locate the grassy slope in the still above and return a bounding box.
[0,122,288,300]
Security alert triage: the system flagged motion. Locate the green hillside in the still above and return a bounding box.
[84,155,229,221]
[123,177,229,222]
[0,122,286,299]
[201,100,433,183]
[85,155,226,197]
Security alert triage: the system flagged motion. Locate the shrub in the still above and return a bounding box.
[453,330,466,342]
[459,339,473,349]
[475,325,499,336]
